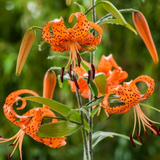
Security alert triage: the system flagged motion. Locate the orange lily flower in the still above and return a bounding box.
[68,54,128,98]
[133,10,158,63]
[102,75,160,146]
[42,12,102,69]
[0,70,66,159]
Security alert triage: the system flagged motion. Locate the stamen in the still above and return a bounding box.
[68,64,72,78]
[8,153,11,160]
[151,125,159,135]
[91,64,95,79]
[87,70,91,84]
[144,131,150,142]
[136,131,143,143]
[9,143,15,146]
[129,134,136,147]
[60,67,65,83]
[73,76,79,89]
[76,52,81,67]
[0,135,2,138]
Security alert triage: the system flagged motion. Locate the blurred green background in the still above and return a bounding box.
[0,0,160,159]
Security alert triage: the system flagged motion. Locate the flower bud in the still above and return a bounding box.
[16,28,36,75]
[43,70,56,108]
[133,10,158,63]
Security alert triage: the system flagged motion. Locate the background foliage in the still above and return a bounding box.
[0,0,160,159]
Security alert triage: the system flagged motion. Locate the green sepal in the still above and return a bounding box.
[37,121,81,137]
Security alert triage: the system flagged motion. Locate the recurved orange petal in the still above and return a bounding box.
[97,55,114,77]
[69,12,90,41]
[133,10,158,63]
[42,18,70,52]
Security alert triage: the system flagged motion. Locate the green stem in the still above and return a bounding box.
[76,87,89,160]
[96,8,135,24]
[88,1,97,159]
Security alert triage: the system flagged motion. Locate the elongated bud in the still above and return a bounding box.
[133,10,158,63]
[43,70,56,108]
[16,28,36,75]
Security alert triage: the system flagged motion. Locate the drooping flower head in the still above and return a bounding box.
[102,75,160,146]
[0,70,66,159]
[42,12,102,69]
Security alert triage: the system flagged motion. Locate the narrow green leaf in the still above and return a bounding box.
[38,121,81,137]
[74,2,85,14]
[91,105,100,116]
[103,1,127,25]
[92,131,142,148]
[88,80,98,97]
[94,73,106,95]
[99,17,137,34]
[23,96,90,130]
[83,96,104,109]
[66,108,89,121]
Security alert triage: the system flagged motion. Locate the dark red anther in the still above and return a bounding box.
[136,132,143,143]
[0,135,2,138]
[129,134,136,147]
[73,75,79,89]
[8,153,11,160]
[91,64,95,79]
[60,67,65,83]
[76,53,81,67]
[9,143,15,146]
[151,125,159,136]
[106,114,111,120]
[159,126,160,132]
[68,64,72,78]
[144,131,150,142]
[87,70,91,84]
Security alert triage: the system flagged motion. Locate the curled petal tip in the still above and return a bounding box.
[16,28,36,76]
[133,10,158,64]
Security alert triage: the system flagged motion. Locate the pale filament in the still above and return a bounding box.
[134,104,157,135]
[65,41,80,70]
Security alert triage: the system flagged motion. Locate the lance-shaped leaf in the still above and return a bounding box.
[38,121,81,137]
[74,2,85,14]
[23,96,90,130]
[94,73,106,95]
[92,131,142,148]
[88,80,99,97]
[16,28,36,75]
[133,10,158,63]
[99,19,137,35]
[103,1,127,25]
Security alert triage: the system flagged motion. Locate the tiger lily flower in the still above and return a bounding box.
[0,71,66,159]
[102,75,160,146]
[68,54,128,98]
[42,12,102,69]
